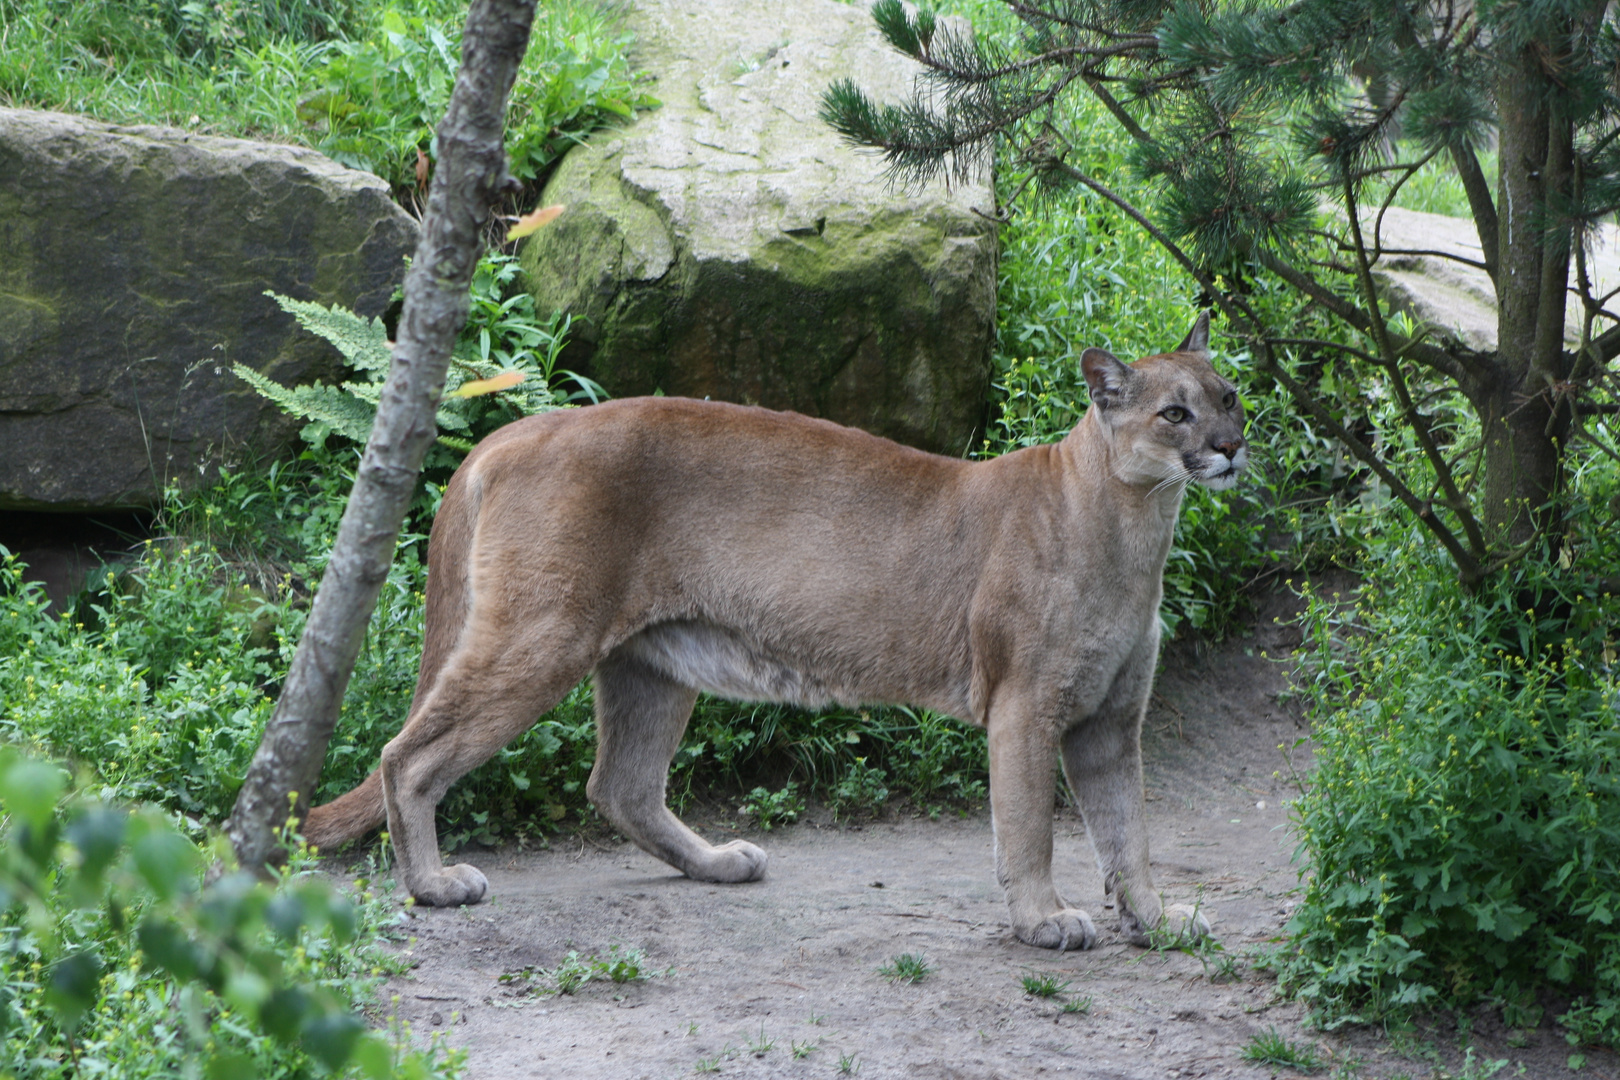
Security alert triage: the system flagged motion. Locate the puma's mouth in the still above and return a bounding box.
[1194,446,1248,489]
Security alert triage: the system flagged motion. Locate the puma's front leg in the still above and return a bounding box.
[987,703,1097,951]
[1060,682,1209,947]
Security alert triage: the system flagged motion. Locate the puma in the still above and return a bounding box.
[303,312,1246,950]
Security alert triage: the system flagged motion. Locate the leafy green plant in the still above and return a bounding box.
[0,747,460,1078]
[238,252,599,467]
[830,757,890,818]
[877,953,933,985]
[0,0,655,201]
[745,1022,775,1056]
[1060,996,1092,1014]
[1242,1029,1323,1072]
[1282,526,1620,1045]
[738,782,803,830]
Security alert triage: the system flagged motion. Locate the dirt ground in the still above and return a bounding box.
[352,591,1620,1080]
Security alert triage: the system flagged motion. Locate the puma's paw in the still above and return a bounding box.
[1162,903,1212,943]
[1124,902,1211,947]
[686,840,768,884]
[1016,908,1098,951]
[411,863,490,907]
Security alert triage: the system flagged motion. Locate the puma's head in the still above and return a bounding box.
[1079,312,1248,492]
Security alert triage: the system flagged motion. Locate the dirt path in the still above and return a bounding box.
[360,593,1618,1079]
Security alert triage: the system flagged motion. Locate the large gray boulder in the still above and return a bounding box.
[1370,206,1620,351]
[0,108,417,511]
[521,0,998,455]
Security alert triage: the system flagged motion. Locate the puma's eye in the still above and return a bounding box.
[1222,390,1238,410]
[1161,406,1189,424]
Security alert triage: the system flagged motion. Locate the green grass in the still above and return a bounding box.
[0,0,655,197]
[1020,972,1071,998]
[1242,1029,1323,1072]
[877,953,933,985]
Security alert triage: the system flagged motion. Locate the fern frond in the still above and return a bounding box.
[233,363,377,442]
[265,291,393,374]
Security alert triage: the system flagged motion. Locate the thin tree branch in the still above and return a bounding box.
[1257,249,1475,382]
[1450,144,1500,285]
[1344,174,1489,555]
[225,0,537,873]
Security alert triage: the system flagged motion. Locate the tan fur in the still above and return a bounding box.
[303,314,1246,950]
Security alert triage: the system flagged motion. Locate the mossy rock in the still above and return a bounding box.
[521,0,997,455]
[0,108,416,511]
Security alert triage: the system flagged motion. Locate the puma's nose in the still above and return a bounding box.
[1213,439,1244,458]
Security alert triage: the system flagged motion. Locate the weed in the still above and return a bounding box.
[500,944,660,996]
[738,782,804,830]
[807,1010,825,1025]
[830,756,890,817]
[791,1039,819,1059]
[878,953,933,985]
[1061,996,1093,1014]
[693,1057,720,1074]
[746,1022,775,1056]
[0,0,655,201]
[1242,1028,1323,1072]
[1211,952,1243,983]
[1020,972,1071,998]
[838,1051,860,1075]
[1283,543,1620,1044]
[0,748,460,1078]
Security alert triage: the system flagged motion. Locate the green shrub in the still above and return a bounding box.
[1283,530,1620,1045]
[0,747,460,1078]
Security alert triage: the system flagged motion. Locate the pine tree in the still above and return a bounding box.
[823,0,1620,584]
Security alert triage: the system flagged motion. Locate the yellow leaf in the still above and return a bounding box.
[505,203,565,241]
[447,370,525,399]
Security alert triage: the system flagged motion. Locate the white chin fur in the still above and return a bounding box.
[1195,446,1247,490]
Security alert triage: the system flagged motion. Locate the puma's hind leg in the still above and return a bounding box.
[587,648,767,883]
[380,618,596,907]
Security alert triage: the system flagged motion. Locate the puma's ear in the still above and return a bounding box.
[1175,311,1211,357]
[1081,347,1132,409]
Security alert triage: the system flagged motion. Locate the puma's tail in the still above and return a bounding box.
[302,768,386,848]
[299,461,483,850]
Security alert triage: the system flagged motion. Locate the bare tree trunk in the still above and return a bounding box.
[1484,49,1574,548]
[225,0,537,874]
